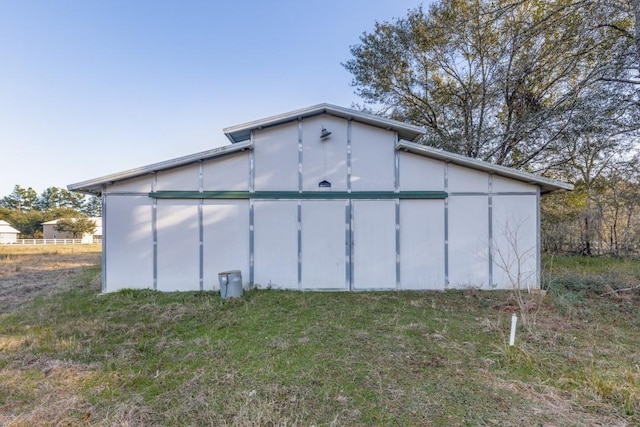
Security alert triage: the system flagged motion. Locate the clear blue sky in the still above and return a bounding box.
[0,0,429,198]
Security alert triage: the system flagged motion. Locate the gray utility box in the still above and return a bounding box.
[218,270,243,299]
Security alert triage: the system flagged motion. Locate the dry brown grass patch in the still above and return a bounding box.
[485,376,629,427]
[0,246,100,312]
[0,359,107,427]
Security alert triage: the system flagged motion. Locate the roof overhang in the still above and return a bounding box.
[223,103,426,143]
[0,222,20,234]
[68,140,253,196]
[396,140,573,194]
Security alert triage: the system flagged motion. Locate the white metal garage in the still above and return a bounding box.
[69,104,572,293]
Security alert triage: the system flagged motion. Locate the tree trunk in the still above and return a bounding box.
[583,216,592,256]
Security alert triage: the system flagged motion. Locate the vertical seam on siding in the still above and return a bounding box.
[101,185,107,293]
[349,201,354,290]
[444,163,449,289]
[249,130,255,287]
[249,199,254,287]
[488,174,494,289]
[347,120,353,290]
[298,121,303,193]
[297,200,302,290]
[536,187,541,289]
[347,120,352,193]
[298,121,303,289]
[345,200,351,290]
[395,199,400,289]
[394,133,400,289]
[198,161,204,291]
[152,173,158,291]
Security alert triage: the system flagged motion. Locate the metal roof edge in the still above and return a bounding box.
[42,217,102,225]
[395,140,574,193]
[0,221,20,233]
[68,140,253,195]
[223,103,426,143]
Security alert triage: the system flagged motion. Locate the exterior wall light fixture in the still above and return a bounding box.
[320,126,332,139]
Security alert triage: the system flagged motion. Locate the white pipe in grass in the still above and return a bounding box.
[509,313,518,346]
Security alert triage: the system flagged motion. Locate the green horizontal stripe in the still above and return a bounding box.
[149,191,447,200]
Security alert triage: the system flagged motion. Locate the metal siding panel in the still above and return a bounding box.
[492,195,538,290]
[399,200,445,289]
[448,196,490,288]
[254,124,299,191]
[202,152,250,191]
[104,195,153,291]
[156,200,200,291]
[155,163,200,191]
[350,121,395,191]
[352,200,396,289]
[253,200,298,289]
[108,175,154,193]
[492,175,537,193]
[301,200,347,289]
[448,163,490,193]
[202,200,250,291]
[301,115,348,191]
[396,140,573,192]
[398,152,446,191]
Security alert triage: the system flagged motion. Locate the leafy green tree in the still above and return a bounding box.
[344,0,638,172]
[54,217,96,239]
[82,196,102,217]
[58,188,85,210]
[43,208,84,222]
[37,187,64,210]
[36,186,89,211]
[9,210,46,237]
[0,185,39,212]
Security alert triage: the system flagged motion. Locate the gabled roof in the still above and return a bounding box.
[68,104,572,196]
[223,103,426,143]
[68,141,253,195]
[396,140,573,194]
[0,220,19,234]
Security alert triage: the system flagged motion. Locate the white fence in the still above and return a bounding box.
[6,239,102,245]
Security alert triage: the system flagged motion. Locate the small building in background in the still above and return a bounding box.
[42,217,102,243]
[0,220,20,244]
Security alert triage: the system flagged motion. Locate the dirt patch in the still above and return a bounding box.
[0,248,101,313]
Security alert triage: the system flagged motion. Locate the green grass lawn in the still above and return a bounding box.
[1,255,639,426]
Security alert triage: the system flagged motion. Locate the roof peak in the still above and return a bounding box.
[223,103,425,144]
